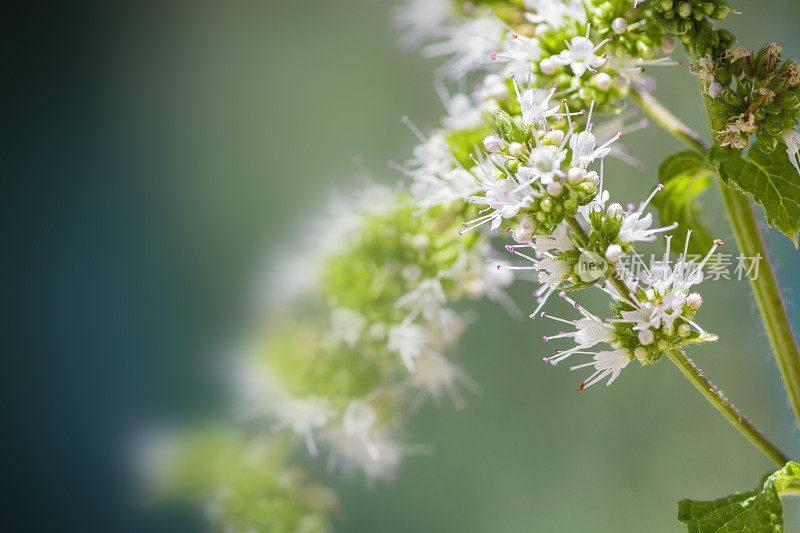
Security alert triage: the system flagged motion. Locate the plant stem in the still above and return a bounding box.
[630,86,708,155]
[666,348,789,466]
[566,215,639,306]
[718,185,800,434]
[632,84,800,436]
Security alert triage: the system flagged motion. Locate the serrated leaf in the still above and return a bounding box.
[678,461,800,532]
[652,151,715,256]
[714,146,800,247]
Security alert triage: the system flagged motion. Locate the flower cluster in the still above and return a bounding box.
[237,186,511,479]
[394,0,719,390]
[651,0,800,173]
[400,0,677,113]
[535,236,719,390]
[651,0,733,58]
[698,43,800,167]
[152,186,511,530]
[150,429,336,533]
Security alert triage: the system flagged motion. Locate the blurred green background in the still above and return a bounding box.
[7,0,800,531]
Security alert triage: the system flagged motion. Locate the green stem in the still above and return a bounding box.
[633,84,800,436]
[718,185,800,434]
[630,86,708,155]
[565,215,637,305]
[666,348,790,466]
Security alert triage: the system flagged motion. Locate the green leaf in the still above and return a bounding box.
[713,145,800,247]
[653,151,715,256]
[678,461,800,532]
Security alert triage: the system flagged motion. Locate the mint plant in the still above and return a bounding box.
[151,1,800,531]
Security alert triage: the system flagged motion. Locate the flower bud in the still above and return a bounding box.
[638,329,655,346]
[508,142,524,155]
[611,18,628,34]
[661,36,676,53]
[584,170,600,184]
[512,225,533,243]
[545,129,565,145]
[539,57,557,75]
[594,73,612,91]
[634,346,648,362]
[607,203,623,218]
[687,293,703,309]
[411,233,430,250]
[677,2,692,18]
[708,82,724,98]
[566,167,586,184]
[483,134,505,153]
[605,244,624,262]
[678,323,692,337]
[547,181,563,196]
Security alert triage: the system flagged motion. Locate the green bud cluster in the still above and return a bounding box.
[161,429,335,533]
[257,320,388,410]
[587,0,665,60]
[705,44,800,153]
[322,201,482,322]
[652,0,733,57]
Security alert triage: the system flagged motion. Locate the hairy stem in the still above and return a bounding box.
[666,348,790,466]
[718,185,800,435]
[632,84,800,436]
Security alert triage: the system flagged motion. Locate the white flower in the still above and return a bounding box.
[618,185,678,243]
[465,177,536,231]
[493,31,542,79]
[570,349,631,390]
[534,223,575,252]
[569,129,620,167]
[519,84,561,127]
[539,292,615,365]
[424,17,504,78]
[405,133,452,179]
[330,308,366,348]
[325,425,403,480]
[411,166,479,210]
[782,128,800,175]
[343,400,378,439]
[393,0,454,47]
[538,257,571,285]
[409,353,474,409]
[526,144,568,184]
[396,278,446,320]
[440,92,483,130]
[476,73,510,101]
[574,318,616,346]
[272,396,334,457]
[549,28,609,78]
[388,322,428,371]
[523,0,586,29]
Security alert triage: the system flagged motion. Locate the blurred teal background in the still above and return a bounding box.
[6,0,800,531]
